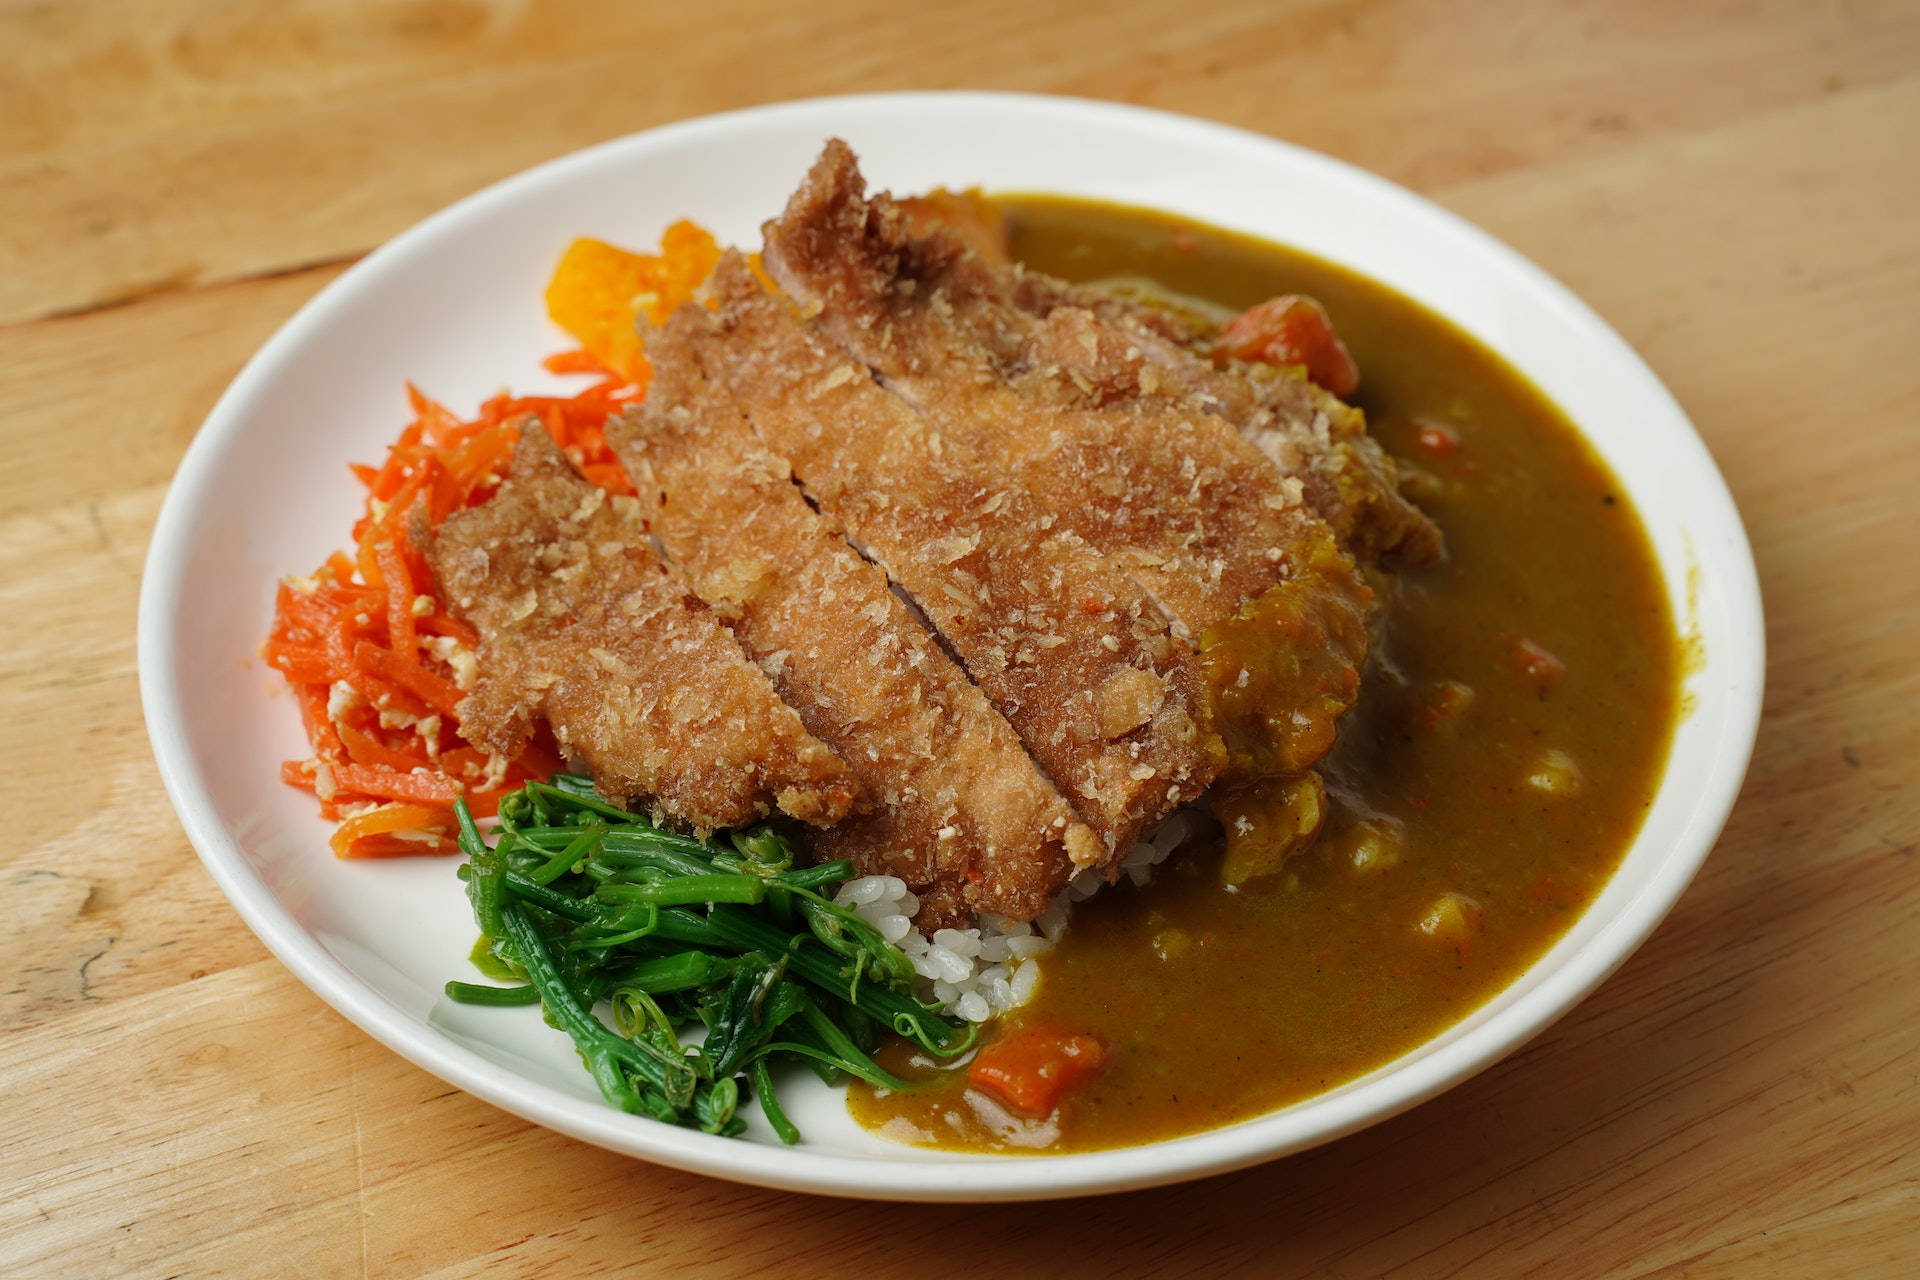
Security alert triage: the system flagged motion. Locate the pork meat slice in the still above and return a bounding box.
[672,253,1221,859]
[424,424,858,832]
[608,342,1100,925]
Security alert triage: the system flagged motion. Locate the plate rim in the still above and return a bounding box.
[137,89,1765,1201]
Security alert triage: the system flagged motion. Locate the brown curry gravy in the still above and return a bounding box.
[848,197,1682,1152]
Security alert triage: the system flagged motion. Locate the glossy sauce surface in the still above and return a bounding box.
[850,197,1681,1152]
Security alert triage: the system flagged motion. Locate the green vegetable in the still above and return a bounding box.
[443,980,539,1006]
[445,774,973,1140]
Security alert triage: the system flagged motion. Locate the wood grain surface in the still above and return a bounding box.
[3,2,1916,1275]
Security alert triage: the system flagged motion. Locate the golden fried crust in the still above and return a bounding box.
[684,253,1220,859]
[424,425,857,832]
[895,188,1013,269]
[1008,271,1443,567]
[759,139,1355,641]
[609,342,1099,924]
[898,179,1437,566]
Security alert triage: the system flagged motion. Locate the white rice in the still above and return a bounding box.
[831,808,1202,1024]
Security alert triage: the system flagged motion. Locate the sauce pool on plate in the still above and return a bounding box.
[849,195,1682,1153]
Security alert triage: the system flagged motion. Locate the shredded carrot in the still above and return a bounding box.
[268,219,719,857]
[328,762,465,805]
[1509,635,1566,691]
[336,719,428,773]
[293,685,344,760]
[374,537,418,659]
[351,641,464,718]
[339,668,432,722]
[542,348,609,375]
[328,803,458,859]
[415,612,478,646]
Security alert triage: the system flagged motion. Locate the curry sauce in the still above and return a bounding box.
[849,197,1682,1152]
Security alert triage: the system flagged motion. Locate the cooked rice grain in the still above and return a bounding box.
[832,809,1202,1022]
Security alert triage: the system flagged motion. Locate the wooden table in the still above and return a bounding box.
[5,3,1916,1274]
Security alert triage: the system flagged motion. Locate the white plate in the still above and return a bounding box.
[138,92,1763,1201]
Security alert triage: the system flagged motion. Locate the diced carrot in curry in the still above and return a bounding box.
[1416,679,1477,733]
[1415,419,1462,456]
[968,1028,1107,1118]
[1217,294,1360,399]
[1510,636,1566,692]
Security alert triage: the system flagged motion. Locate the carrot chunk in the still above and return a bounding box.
[967,1028,1107,1117]
[1415,679,1477,733]
[1218,294,1360,398]
[1415,419,1462,456]
[1509,636,1566,692]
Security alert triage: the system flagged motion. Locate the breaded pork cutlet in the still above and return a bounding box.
[609,339,1100,926]
[424,425,857,832]
[1007,272,1442,566]
[759,140,1351,641]
[891,189,1440,568]
[761,143,1384,793]
[680,253,1221,859]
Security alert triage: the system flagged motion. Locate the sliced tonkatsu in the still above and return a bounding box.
[889,178,1440,568]
[759,140,1350,640]
[424,424,858,832]
[674,253,1222,859]
[420,144,1443,930]
[760,143,1385,791]
[1007,270,1442,566]
[608,331,1101,926]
